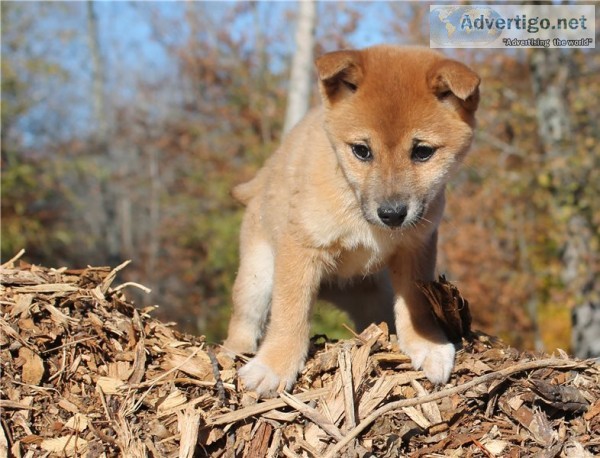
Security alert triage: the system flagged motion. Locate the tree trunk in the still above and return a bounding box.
[283,0,316,134]
[86,1,107,141]
[88,1,134,268]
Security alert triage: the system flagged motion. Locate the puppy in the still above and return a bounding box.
[224,45,480,397]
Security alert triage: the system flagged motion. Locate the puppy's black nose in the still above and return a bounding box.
[377,203,408,227]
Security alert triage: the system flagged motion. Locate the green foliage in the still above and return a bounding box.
[1,150,70,262]
[312,301,353,341]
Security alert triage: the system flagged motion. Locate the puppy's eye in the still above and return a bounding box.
[411,144,436,162]
[351,144,373,161]
[343,80,358,92]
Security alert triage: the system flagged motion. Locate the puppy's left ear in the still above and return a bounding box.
[427,59,480,112]
[315,50,363,105]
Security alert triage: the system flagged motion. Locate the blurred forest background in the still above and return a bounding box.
[2,1,599,356]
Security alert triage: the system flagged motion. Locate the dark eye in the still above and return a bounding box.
[351,144,373,161]
[411,144,436,162]
[343,80,358,92]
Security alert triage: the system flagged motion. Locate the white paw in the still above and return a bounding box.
[403,340,455,384]
[238,357,296,398]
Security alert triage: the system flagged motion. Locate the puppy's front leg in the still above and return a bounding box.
[223,237,274,356]
[239,235,322,397]
[389,231,455,384]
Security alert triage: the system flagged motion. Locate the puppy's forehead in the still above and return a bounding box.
[364,46,441,79]
[364,48,438,90]
[355,47,445,144]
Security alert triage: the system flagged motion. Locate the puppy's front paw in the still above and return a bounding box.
[238,357,298,398]
[403,339,455,384]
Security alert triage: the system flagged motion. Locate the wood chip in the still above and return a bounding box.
[164,348,215,381]
[15,284,79,293]
[178,408,201,458]
[402,406,431,429]
[357,375,397,419]
[0,423,8,458]
[96,376,125,395]
[158,389,188,413]
[411,379,442,424]
[128,339,147,384]
[209,387,330,425]
[338,344,356,430]
[280,392,344,441]
[245,421,272,458]
[10,293,34,318]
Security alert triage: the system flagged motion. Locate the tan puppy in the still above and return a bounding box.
[224,45,480,397]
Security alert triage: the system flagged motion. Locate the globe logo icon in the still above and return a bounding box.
[430,6,503,46]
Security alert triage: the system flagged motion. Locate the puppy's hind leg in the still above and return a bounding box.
[223,232,274,356]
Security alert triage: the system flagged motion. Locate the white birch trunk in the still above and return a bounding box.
[283,0,316,134]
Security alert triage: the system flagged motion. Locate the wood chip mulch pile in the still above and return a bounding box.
[1,254,599,457]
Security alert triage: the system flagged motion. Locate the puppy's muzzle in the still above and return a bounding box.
[377,201,408,227]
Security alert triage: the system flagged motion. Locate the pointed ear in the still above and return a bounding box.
[427,59,480,112]
[315,50,363,104]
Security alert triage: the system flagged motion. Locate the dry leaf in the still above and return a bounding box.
[19,347,44,385]
[40,436,88,456]
[417,275,472,343]
[64,414,89,432]
[528,379,589,413]
[583,399,600,421]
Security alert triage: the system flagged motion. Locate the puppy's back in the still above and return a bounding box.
[232,173,265,205]
[232,108,325,206]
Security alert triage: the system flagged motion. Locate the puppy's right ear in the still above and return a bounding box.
[315,50,363,104]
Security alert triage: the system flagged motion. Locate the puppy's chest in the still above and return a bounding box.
[332,234,397,279]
